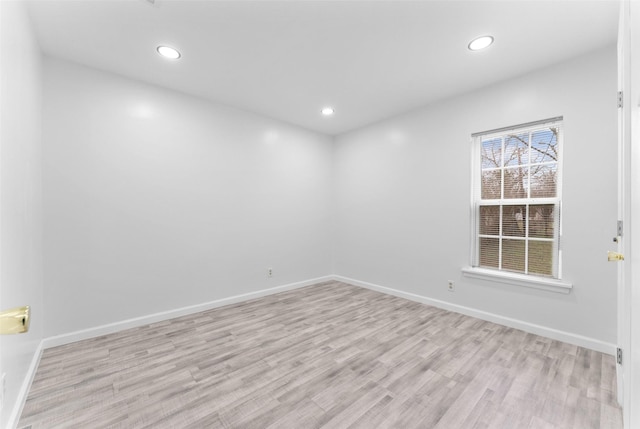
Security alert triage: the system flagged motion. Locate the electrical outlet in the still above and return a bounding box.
[267,267,273,278]
[447,280,455,292]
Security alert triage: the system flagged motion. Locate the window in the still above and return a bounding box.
[469,117,565,284]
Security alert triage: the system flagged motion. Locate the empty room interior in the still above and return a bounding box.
[2,0,640,428]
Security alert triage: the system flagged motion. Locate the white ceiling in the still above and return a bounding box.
[26,0,619,136]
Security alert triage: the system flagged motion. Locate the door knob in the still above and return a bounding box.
[608,251,625,262]
[0,306,30,335]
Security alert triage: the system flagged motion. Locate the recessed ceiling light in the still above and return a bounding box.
[157,45,181,59]
[468,36,494,51]
[321,107,335,116]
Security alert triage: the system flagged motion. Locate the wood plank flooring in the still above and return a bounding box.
[18,281,622,428]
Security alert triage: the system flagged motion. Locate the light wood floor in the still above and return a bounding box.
[19,281,622,429]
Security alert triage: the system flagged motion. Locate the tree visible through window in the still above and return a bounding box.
[472,118,562,278]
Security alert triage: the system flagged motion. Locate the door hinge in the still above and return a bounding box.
[618,91,623,108]
[617,347,623,365]
[618,220,623,238]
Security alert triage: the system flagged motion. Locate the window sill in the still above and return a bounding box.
[461,267,573,294]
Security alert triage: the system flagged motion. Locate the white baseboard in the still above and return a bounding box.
[6,340,44,429]
[331,275,616,356]
[43,275,333,349]
[41,273,616,355]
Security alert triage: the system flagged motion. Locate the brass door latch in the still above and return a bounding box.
[608,251,625,262]
[0,306,30,335]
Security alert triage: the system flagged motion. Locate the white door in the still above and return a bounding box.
[616,2,626,404]
[618,1,640,427]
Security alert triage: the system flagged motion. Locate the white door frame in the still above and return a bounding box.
[618,1,640,427]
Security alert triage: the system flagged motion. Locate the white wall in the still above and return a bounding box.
[0,1,44,427]
[333,46,618,346]
[42,58,333,337]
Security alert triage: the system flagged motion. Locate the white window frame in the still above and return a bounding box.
[462,117,572,293]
